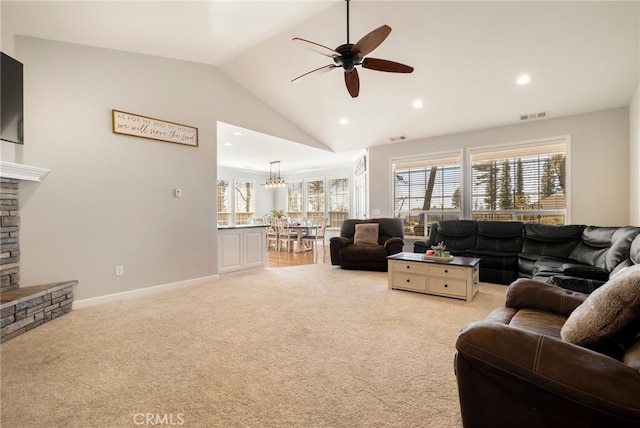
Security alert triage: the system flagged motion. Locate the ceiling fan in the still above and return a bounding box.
[291,0,414,98]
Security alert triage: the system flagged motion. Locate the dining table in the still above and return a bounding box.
[288,224,318,253]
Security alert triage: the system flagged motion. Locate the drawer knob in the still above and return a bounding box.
[406,279,410,283]
[444,269,448,273]
[406,265,410,269]
[444,283,448,288]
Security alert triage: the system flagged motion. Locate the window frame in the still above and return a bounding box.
[233,178,256,225]
[467,135,570,224]
[392,150,463,236]
[216,177,232,226]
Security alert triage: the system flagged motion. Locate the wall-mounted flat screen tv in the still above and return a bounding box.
[1,52,24,145]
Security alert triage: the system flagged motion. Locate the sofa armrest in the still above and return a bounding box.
[505,278,588,317]
[329,236,352,266]
[456,321,640,420]
[384,237,405,255]
[329,236,351,248]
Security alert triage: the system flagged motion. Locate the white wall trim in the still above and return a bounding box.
[72,275,219,309]
[0,161,50,181]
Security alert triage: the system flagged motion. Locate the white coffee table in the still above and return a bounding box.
[387,252,480,301]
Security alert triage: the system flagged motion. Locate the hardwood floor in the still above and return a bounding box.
[265,244,331,267]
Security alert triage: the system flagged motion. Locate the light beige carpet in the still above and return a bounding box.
[1,264,506,428]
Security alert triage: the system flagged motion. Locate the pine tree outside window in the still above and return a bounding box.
[470,137,567,223]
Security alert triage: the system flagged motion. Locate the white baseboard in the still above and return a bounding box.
[72,275,219,310]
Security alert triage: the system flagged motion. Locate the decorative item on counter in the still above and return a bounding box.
[431,241,447,257]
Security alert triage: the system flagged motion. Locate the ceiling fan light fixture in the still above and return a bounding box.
[291,0,414,98]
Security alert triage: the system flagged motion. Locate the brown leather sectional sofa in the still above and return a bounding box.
[455,271,640,427]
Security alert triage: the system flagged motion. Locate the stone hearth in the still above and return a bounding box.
[0,161,77,342]
[1,280,76,342]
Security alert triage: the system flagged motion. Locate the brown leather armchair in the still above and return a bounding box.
[330,218,404,271]
[455,277,640,428]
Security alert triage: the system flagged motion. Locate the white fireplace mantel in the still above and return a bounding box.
[0,161,50,182]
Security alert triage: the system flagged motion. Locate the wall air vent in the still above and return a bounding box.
[389,135,409,142]
[519,111,548,121]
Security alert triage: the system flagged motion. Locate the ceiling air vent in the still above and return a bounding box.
[519,111,548,121]
[389,135,409,142]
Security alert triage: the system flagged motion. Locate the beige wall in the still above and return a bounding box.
[369,107,632,226]
[631,85,640,225]
[11,36,321,300]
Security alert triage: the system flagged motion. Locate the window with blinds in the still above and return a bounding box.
[393,152,462,236]
[470,137,567,223]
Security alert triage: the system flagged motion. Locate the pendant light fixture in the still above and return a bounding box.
[262,161,287,188]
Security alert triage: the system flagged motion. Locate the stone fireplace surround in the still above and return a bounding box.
[0,161,77,342]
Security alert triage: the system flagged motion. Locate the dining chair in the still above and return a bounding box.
[266,221,279,251]
[302,217,327,253]
[277,219,297,252]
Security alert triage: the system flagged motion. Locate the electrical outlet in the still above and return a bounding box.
[115,265,124,276]
[174,188,182,198]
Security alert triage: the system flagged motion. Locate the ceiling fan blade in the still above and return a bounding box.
[292,38,339,58]
[362,58,414,73]
[291,64,337,83]
[352,25,392,57]
[344,69,360,98]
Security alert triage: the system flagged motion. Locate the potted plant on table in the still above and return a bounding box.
[431,241,447,257]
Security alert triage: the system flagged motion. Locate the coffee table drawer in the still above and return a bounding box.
[428,264,466,279]
[427,277,466,297]
[392,261,427,275]
[392,273,427,292]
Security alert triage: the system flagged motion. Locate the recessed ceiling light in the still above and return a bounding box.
[224,142,232,146]
[412,100,423,109]
[516,74,531,85]
[339,117,348,125]
[233,131,242,136]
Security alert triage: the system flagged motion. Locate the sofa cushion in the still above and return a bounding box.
[568,226,640,271]
[435,220,477,250]
[561,264,640,349]
[561,263,609,281]
[353,223,379,246]
[475,221,523,252]
[522,224,585,259]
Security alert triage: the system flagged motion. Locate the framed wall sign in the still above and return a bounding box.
[112,110,198,147]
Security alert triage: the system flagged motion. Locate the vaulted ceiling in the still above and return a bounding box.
[2,1,638,173]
